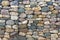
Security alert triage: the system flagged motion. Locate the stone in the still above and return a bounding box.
[19,24,27,29]
[10,1,18,6]
[6,20,14,25]
[2,1,9,6]
[50,30,58,33]
[27,37,34,40]
[3,38,8,40]
[44,32,51,37]
[12,25,18,29]
[28,26,36,30]
[19,13,26,18]
[10,12,18,16]
[27,15,33,19]
[1,9,9,15]
[18,8,25,13]
[41,6,49,12]
[0,0,2,3]
[51,34,58,38]
[30,2,37,7]
[0,30,4,35]
[11,16,18,20]
[17,36,27,40]
[19,32,26,36]
[47,2,53,5]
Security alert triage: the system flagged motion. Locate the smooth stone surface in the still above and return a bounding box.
[11,16,18,20]
[18,8,25,13]
[6,20,14,25]
[27,37,34,40]
[41,6,49,12]
[17,36,27,40]
[47,2,53,5]
[0,30,4,35]
[2,1,9,6]
[28,26,36,30]
[19,13,26,18]
[1,9,9,15]
[10,1,18,6]
[30,2,37,7]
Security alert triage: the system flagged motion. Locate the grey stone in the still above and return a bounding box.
[6,20,14,25]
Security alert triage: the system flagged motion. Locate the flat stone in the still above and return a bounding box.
[47,2,53,5]
[30,0,36,2]
[11,16,18,20]
[19,13,26,18]
[19,24,27,29]
[0,30,4,35]
[44,32,51,37]
[28,26,36,30]
[18,8,25,13]
[30,2,37,7]
[2,1,9,6]
[10,1,18,6]
[17,36,27,40]
[6,20,14,25]
[27,37,34,40]
[1,9,9,15]
[0,0,2,3]
[41,6,49,12]
[27,15,33,19]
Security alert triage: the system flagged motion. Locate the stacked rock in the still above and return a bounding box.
[0,0,60,40]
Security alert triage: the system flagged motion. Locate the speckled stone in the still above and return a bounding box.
[6,20,14,25]
[18,8,25,13]
[0,0,60,40]
[41,6,49,12]
[2,1,9,6]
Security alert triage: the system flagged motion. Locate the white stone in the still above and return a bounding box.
[22,20,28,24]
[35,18,42,20]
[11,16,18,20]
[44,21,50,24]
[51,34,58,38]
[50,30,58,33]
[6,25,11,28]
[19,32,26,36]
[12,25,18,29]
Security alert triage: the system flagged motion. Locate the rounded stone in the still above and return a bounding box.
[6,20,14,25]
[19,24,27,29]
[18,8,25,13]
[57,14,60,18]
[52,10,58,14]
[28,26,36,30]
[30,2,37,7]
[0,30,4,35]
[10,12,18,16]
[41,6,49,12]
[27,37,34,40]
[12,25,18,29]
[17,36,27,40]
[44,32,51,37]
[0,0,2,3]
[11,16,18,20]
[27,15,33,19]
[13,37,18,40]
[1,9,9,15]
[2,1,9,6]
[30,0,36,2]
[10,1,18,6]
[19,13,26,18]
[46,2,53,5]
